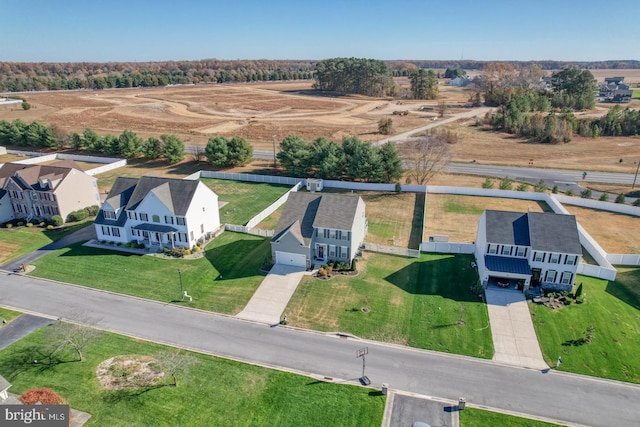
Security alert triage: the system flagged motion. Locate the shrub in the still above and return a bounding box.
[86,205,100,216]
[26,223,33,227]
[516,183,528,191]
[51,215,63,226]
[499,177,513,190]
[169,247,187,258]
[615,193,626,204]
[634,198,640,207]
[6,223,12,229]
[20,388,65,405]
[185,249,192,255]
[39,221,45,227]
[481,178,494,189]
[317,267,327,277]
[46,225,53,230]
[395,182,402,193]
[580,189,592,199]
[351,258,357,271]
[534,179,547,193]
[566,189,574,197]
[137,243,145,249]
[551,185,559,194]
[599,192,609,201]
[21,101,31,110]
[17,221,24,227]
[67,209,89,222]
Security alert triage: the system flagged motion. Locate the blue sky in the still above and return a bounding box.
[1,0,638,62]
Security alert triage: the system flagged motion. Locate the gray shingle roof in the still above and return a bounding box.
[272,192,362,244]
[0,160,80,191]
[485,210,581,255]
[485,255,532,275]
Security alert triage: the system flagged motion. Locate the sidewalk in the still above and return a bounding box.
[485,288,548,370]
[236,264,308,324]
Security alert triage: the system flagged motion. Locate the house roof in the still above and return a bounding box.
[102,176,204,217]
[0,160,81,191]
[485,255,532,275]
[485,210,581,255]
[133,223,178,233]
[272,192,362,245]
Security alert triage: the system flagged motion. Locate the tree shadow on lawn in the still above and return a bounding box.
[203,237,270,281]
[384,255,480,303]
[0,345,76,381]
[605,269,640,311]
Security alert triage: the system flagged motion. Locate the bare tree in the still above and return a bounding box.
[400,130,452,185]
[154,349,198,387]
[47,321,103,362]
[190,143,206,163]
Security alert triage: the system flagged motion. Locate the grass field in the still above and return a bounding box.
[460,408,560,426]
[424,194,551,243]
[29,232,270,314]
[530,269,640,383]
[562,204,640,254]
[0,327,385,427]
[0,221,93,266]
[285,252,493,358]
[0,307,21,323]
[200,178,291,225]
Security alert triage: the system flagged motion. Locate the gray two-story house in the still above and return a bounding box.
[474,210,582,292]
[271,192,366,268]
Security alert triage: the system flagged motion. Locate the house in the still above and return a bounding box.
[0,160,100,224]
[474,210,582,292]
[94,176,220,250]
[270,192,367,268]
[598,77,632,103]
[448,76,471,87]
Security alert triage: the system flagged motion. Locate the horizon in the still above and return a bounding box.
[2,0,639,63]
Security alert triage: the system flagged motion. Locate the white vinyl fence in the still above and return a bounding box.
[420,242,475,254]
[245,181,303,229]
[606,254,640,266]
[364,242,420,258]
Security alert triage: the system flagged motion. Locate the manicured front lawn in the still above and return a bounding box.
[0,307,21,323]
[460,407,560,426]
[530,269,640,383]
[286,252,493,358]
[0,221,93,266]
[30,232,270,314]
[0,327,385,427]
[200,178,291,225]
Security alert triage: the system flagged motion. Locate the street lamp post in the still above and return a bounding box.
[178,269,184,300]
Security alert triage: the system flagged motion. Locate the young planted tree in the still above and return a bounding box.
[47,321,103,362]
[161,134,185,163]
[154,349,198,387]
[142,137,164,160]
[401,132,451,185]
[205,136,230,167]
[378,117,393,135]
[227,136,253,166]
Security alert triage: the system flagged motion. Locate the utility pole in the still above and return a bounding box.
[272,134,277,168]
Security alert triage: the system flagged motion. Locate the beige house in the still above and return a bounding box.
[0,160,100,224]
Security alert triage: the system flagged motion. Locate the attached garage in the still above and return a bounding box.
[275,251,307,268]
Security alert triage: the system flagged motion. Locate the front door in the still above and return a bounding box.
[531,268,541,286]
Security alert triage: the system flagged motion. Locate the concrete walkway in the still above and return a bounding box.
[236,264,309,324]
[485,288,548,370]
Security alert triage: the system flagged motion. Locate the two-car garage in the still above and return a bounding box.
[274,251,307,268]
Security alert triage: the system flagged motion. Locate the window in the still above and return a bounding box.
[101,226,111,236]
[152,214,160,223]
[111,227,120,237]
[52,207,58,215]
[164,215,174,224]
[329,245,336,257]
[342,231,349,240]
[546,270,557,283]
[561,272,572,284]
[565,255,577,265]
[501,245,512,255]
[329,229,336,239]
[516,247,526,257]
[323,229,330,239]
[181,232,188,242]
[336,230,342,240]
[488,244,497,254]
[140,213,149,221]
[104,210,116,220]
[549,253,560,264]
[340,246,348,259]
[176,217,185,226]
[534,252,544,262]
[127,211,137,220]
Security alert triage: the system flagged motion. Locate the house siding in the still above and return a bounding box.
[271,232,310,262]
[54,169,100,222]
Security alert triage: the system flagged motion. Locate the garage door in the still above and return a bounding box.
[275,251,307,268]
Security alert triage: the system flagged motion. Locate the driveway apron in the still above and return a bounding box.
[485,288,548,370]
[236,264,308,324]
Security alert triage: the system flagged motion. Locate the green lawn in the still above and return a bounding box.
[200,178,291,225]
[0,307,21,323]
[286,253,493,358]
[633,89,640,99]
[0,221,93,266]
[30,232,271,314]
[0,326,385,427]
[530,268,640,383]
[460,407,560,426]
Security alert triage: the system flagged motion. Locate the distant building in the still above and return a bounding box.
[598,77,632,103]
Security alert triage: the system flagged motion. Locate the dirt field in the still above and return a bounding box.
[562,204,640,254]
[1,70,639,175]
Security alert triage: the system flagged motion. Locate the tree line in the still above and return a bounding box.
[0,119,185,163]
[276,135,403,183]
[0,59,317,92]
[313,58,395,97]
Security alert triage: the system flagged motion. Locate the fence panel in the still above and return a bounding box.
[555,194,640,217]
[606,253,640,266]
[363,242,420,257]
[420,242,475,254]
[577,263,618,281]
[245,181,302,229]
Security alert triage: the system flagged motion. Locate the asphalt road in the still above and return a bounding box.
[0,273,638,426]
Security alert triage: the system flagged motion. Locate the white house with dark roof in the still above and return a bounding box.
[474,210,582,292]
[94,176,220,250]
[0,160,100,224]
[270,192,367,268]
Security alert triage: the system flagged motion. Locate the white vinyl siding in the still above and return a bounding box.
[549,253,560,264]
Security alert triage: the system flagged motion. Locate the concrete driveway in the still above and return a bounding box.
[485,288,548,370]
[384,391,459,427]
[0,314,55,351]
[236,264,309,324]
